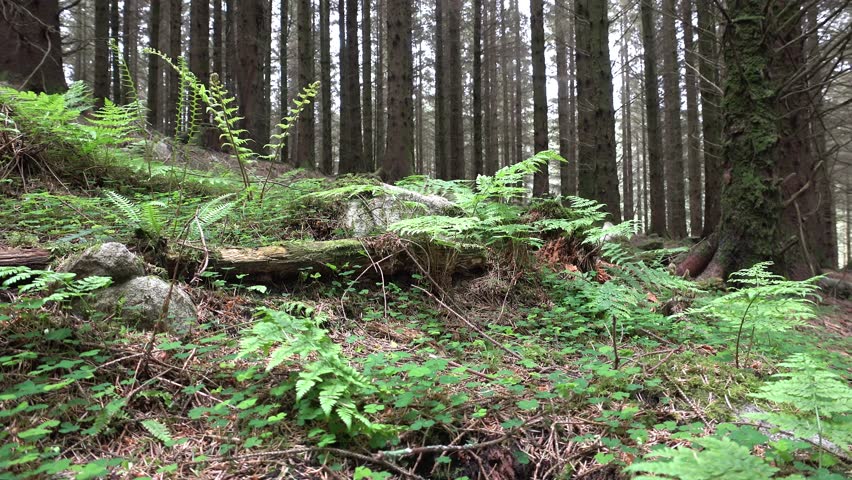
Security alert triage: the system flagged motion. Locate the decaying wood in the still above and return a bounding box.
[170,238,487,280]
[818,274,852,299]
[0,247,51,269]
[675,233,718,278]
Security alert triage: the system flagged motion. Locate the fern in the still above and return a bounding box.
[748,353,851,453]
[140,419,174,447]
[0,266,111,308]
[625,436,778,479]
[202,72,254,191]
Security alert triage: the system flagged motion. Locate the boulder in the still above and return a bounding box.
[90,276,197,333]
[342,184,457,237]
[59,242,144,282]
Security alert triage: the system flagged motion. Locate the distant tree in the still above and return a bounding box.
[434,0,446,177]
[122,0,138,89]
[619,0,633,220]
[530,0,548,195]
[554,0,575,196]
[212,0,223,78]
[189,0,210,87]
[471,0,483,178]
[94,0,110,106]
[279,0,290,163]
[682,0,702,235]
[383,0,414,182]
[320,0,333,173]
[165,0,180,135]
[295,0,314,165]
[575,0,621,221]
[662,0,685,238]
[0,0,67,94]
[147,0,161,128]
[110,0,121,103]
[446,0,464,179]
[362,0,374,170]
[639,0,665,235]
[236,0,270,152]
[483,0,499,176]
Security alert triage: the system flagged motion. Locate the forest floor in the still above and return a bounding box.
[0,100,850,479]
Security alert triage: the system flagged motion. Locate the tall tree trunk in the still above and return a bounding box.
[190,0,210,85]
[483,0,499,176]
[337,0,348,170]
[236,0,269,153]
[319,0,333,172]
[500,0,511,170]
[94,0,110,105]
[339,0,364,172]
[261,0,272,151]
[682,0,701,235]
[575,0,621,221]
[213,0,223,77]
[165,0,181,135]
[640,0,665,235]
[566,9,577,195]
[279,0,290,163]
[225,0,237,94]
[147,0,161,128]
[446,0,464,179]
[697,0,720,236]
[122,0,138,90]
[512,0,523,164]
[295,0,315,165]
[620,1,633,220]
[362,0,374,170]
[383,0,413,182]
[555,0,571,195]
[530,0,548,195]
[661,0,685,238]
[375,0,386,167]
[472,0,483,178]
[110,0,121,103]
[415,0,424,174]
[434,0,447,177]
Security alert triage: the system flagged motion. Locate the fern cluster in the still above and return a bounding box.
[0,266,112,308]
[239,304,387,439]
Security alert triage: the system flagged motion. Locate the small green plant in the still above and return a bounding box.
[683,262,820,368]
[0,266,111,309]
[625,436,778,479]
[238,304,388,442]
[748,353,851,456]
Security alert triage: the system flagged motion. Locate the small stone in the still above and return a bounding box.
[342,184,458,236]
[89,276,197,333]
[59,242,144,283]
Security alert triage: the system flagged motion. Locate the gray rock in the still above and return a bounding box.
[342,184,457,236]
[59,242,144,282]
[152,140,172,162]
[90,276,197,333]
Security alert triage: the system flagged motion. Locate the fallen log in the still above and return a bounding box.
[818,274,852,299]
[676,233,718,278]
[169,238,488,281]
[0,247,51,269]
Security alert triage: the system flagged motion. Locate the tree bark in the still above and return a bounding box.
[382,0,414,182]
[236,0,269,153]
[434,0,446,178]
[375,0,386,168]
[338,0,365,172]
[94,0,110,106]
[661,0,685,238]
[295,0,314,164]
[0,247,51,269]
[146,0,161,129]
[212,0,223,78]
[446,0,464,179]
[530,0,548,195]
[620,2,633,220]
[122,0,138,90]
[512,0,523,165]
[110,0,121,103]
[319,0,333,173]
[471,0,483,178]
[555,0,572,195]
[483,0,499,176]
[0,0,67,94]
[697,0,721,236]
[575,0,621,222]
[682,0,702,235]
[362,0,374,170]
[279,0,290,163]
[165,0,181,136]
[640,0,665,235]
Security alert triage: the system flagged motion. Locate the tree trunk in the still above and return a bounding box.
[512,0,523,165]
[0,247,51,269]
[382,0,414,182]
[499,0,510,170]
[212,0,223,77]
[530,0,548,195]
[110,0,121,103]
[555,0,571,195]
[471,0,483,178]
[94,0,110,105]
[319,0,333,172]
[295,0,314,165]
[280,0,290,163]
[225,0,237,93]
[640,0,665,235]
[483,0,499,176]
[122,0,138,91]
[337,0,348,171]
[339,0,365,172]
[147,0,161,129]
[375,0,386,168]
[165,0,181,136]
[575,0,621,222]
[362,0,374,170]
[697,0,720,236]
[434,0,446,178]
[620,2,633,220]
[661,0,685,238]
[0,0,66,94]
[682,0,701,235]
[236,0,269,153]
[446,0,464,179]
[189,0,210,84]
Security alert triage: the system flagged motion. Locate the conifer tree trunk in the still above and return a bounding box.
[483,0,499,176]
[295,0,314,165]
[555,0,572,195]
[566,10,577,195]
[375,0,386,166]
[212,0,222,77]
[147,0,161,128]
[165,0,181,135]
[320,0,333,172]
[0,0,66,94]
[415,2,424,173]
[697,0,720,236]
[682,0,702,235]
[225,0,237,93]
[640,0,665,235]
[279,0,290,163]
[94,0,110,106]
[661,0,685,238]
[620,3,633,220]
[337,0,348,170]
[383,0,413,182]
[122,0,138,89]
[433,0,446,177]
[530,0,548,195]
[512,0,523,164]
[575,0,621,221]
[446,0,464,179]
[236,0,269,152]
[339,0,364,172]
[499,0,511,170]
[472,0,483,178]
[189,0,209,86]
[362,0,374,170]
[110,0,121,103]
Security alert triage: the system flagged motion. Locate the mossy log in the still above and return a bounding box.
[171,239,487,280]
[675,233,718,278]
[0,247,51,269]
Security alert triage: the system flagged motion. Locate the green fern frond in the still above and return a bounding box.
[141,419,174,446]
